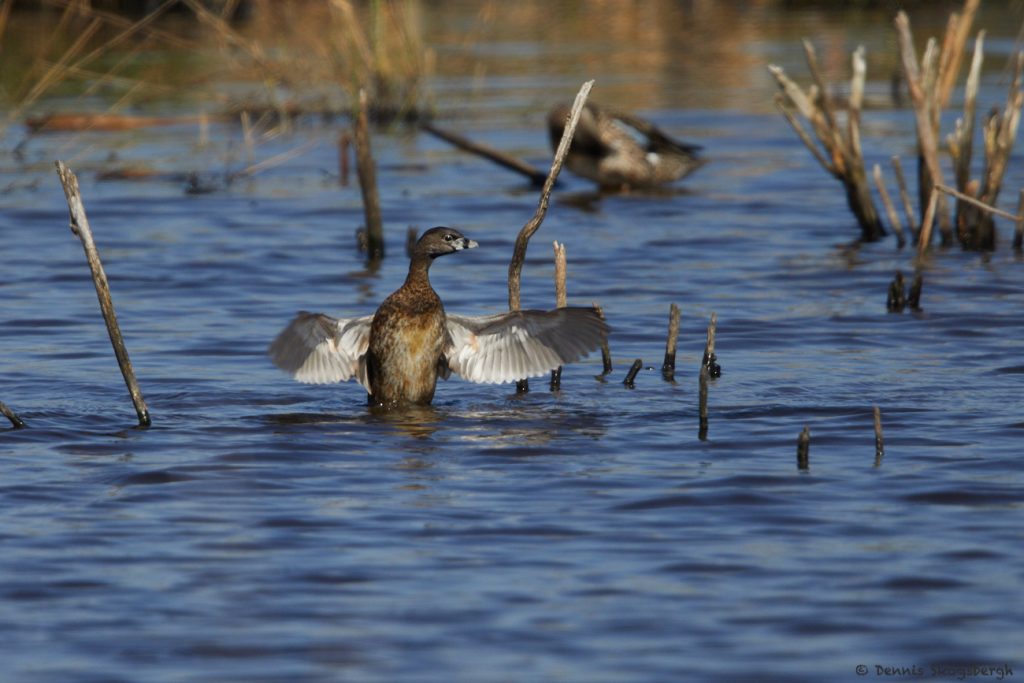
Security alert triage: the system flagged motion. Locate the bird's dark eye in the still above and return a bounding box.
[444,233,455,242]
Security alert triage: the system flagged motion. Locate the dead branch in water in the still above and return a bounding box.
[661,303,681,381]
[508,80,594,393]
[769,44,884,241]
[421,122,548,186]
[1,401,26,429]
[55,161,151,427]
[354,89,384,259]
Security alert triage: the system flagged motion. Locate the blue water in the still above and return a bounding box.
[2,3,1023,681]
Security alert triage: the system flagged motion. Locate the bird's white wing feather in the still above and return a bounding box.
[445,307,607,385]
[268,312,372,388]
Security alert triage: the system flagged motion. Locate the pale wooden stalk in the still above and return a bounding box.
[891,156,918,237]
[508,80,593,310]
[936,0,981,106]
[873,164,907,247]
[55,162,150,427]
[935,183,1021,222]
[550,241,567,390]
[508,80,593,393]
[769,43,883,240]
[895,12,952,241]
[918,187,940,258]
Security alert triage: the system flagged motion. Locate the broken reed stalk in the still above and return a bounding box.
[769,44,884,241]
[918,187,941,258]
[55,161,151,427]
[508,79,594,393]
[970,51,1024,249]
[873,164,907,248]
[354,89,384,259]
[894,8,979,245]
[661,302,681,381]
[594,303,613,377]
[698,365,709,441]
[797,425,810,470]
[420,122,548,186]
[550,241,567,391]
[1,401,26,429]
[934,183,1021,222]
[891,156,919,239]
[702,312,720,377]
[873,406,885,466]
[623,359,642,388]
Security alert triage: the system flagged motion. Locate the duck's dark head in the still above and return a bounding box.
[415,226,478,259]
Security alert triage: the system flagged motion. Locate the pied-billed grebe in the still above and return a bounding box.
[269,227,608,408]
[548,102,706,190]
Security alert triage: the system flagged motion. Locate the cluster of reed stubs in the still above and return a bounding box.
[771,0,1024,256]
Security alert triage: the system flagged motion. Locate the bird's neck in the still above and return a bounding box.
[404,254,434,288]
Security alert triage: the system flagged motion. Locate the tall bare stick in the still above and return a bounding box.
[550,241,567,391]
[55,161,151,427]
[507,80,593,392]
[507,80,593,311]
[354,89,384,259]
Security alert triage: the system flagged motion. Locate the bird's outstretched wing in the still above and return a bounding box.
[445,307,608,384]
[268,312,372,389]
